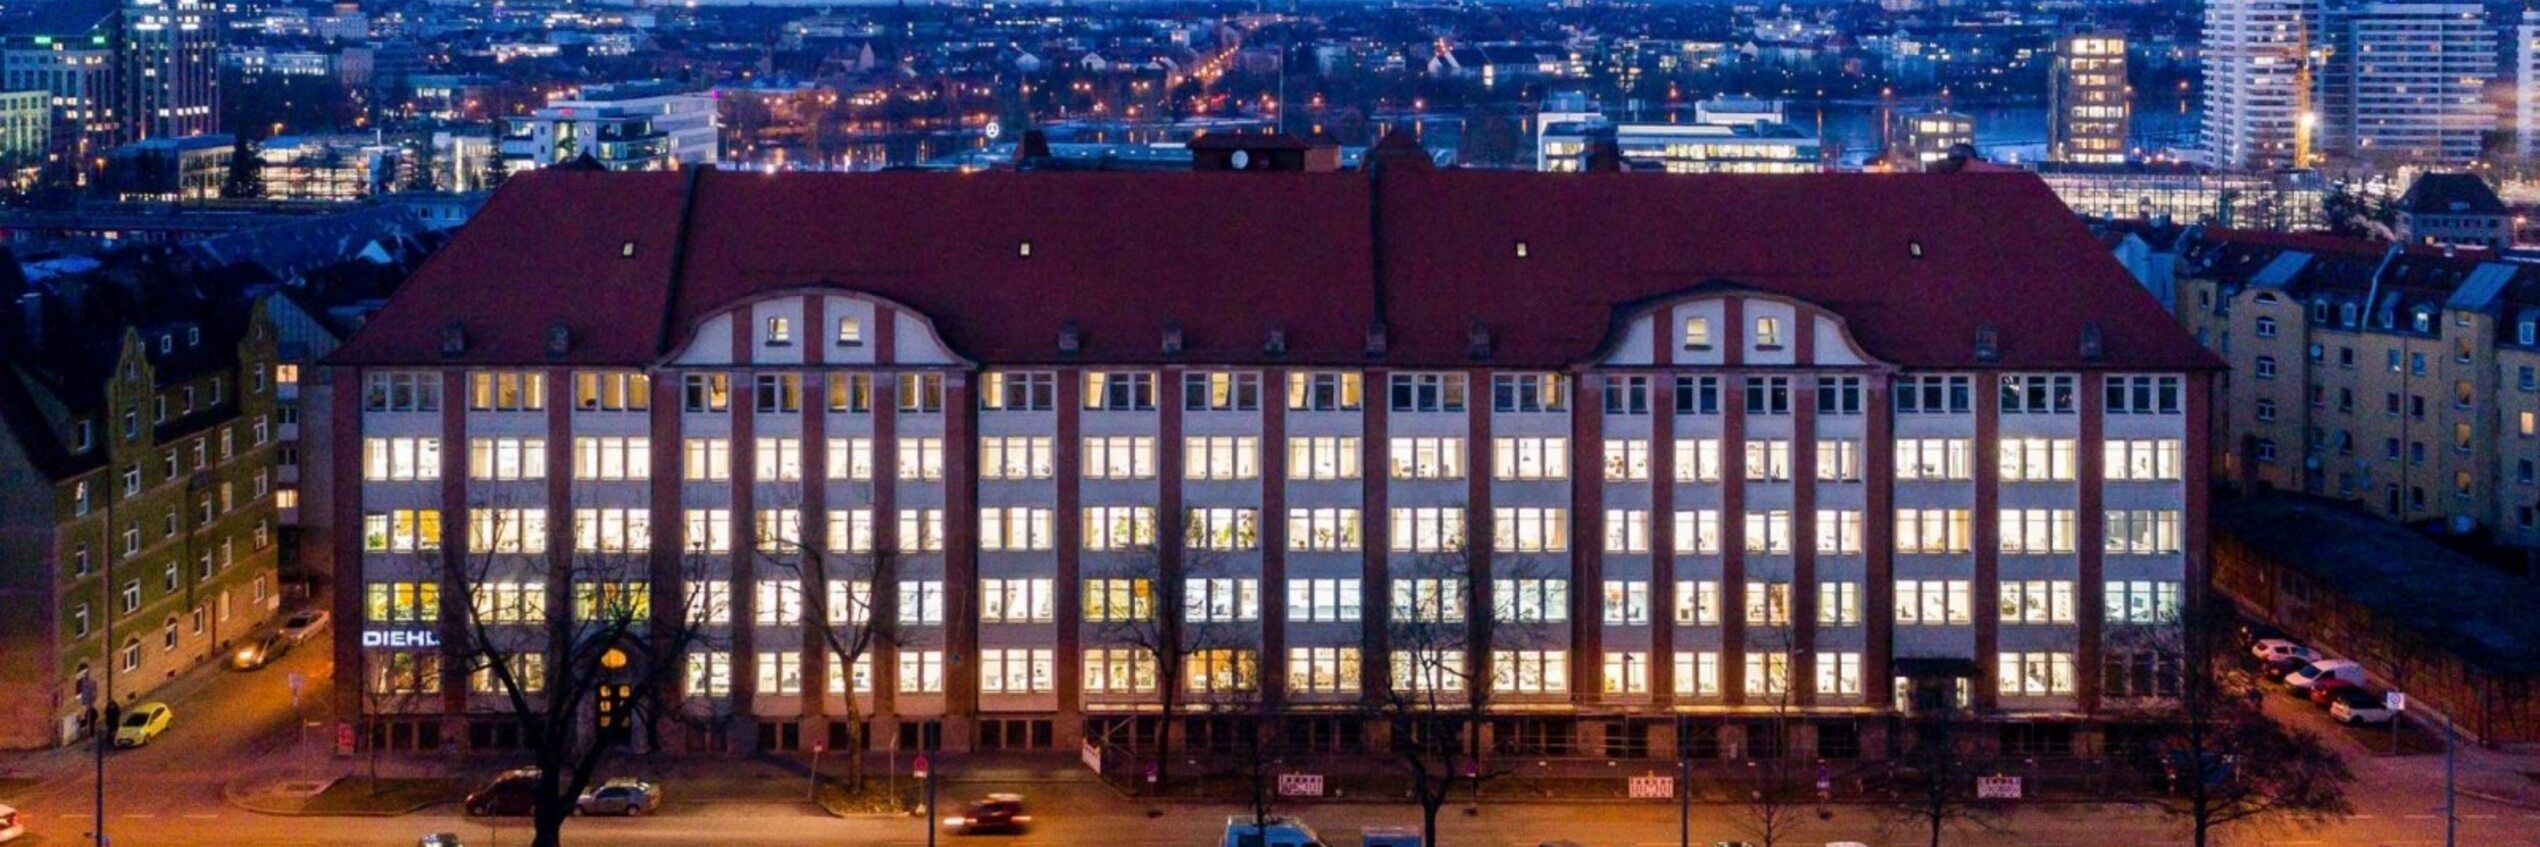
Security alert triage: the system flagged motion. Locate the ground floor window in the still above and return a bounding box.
[979,718,1054,750]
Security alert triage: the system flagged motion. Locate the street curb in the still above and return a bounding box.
[2458,788,2540,811]
[220,774,446,818]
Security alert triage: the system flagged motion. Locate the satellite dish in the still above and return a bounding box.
[1230,149,1251,170]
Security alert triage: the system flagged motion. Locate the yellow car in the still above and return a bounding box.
[112,701,171,747]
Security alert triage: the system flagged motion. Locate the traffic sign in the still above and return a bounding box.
[2386,691,2407,712]
[335,722,355,756]
[1277,774,1325,797]
[1976,775,2022,800]
[1627,775,1674,799]
[913,754,930,779]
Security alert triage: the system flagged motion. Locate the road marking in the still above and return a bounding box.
[2403,813,2439,819]
[122,812,154,818]
[2352,813,2377,818]
[2464,814,2497,820]
[180,813,219,819]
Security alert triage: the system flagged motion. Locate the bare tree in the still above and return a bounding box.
[1874,698,2002,847]
[1085,519,1247,796]
[451,505,717,847]
[2135,600,2354,847]
[1733,628,1811,847]
[753,498,900,792]
[1370,547,1527,847]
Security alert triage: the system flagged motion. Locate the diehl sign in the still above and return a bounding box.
[361,630,441,648]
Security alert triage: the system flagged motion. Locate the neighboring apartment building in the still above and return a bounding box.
[0,295,283,749]
[2049,33,2130,165]
[2394,173,2512,250]
[322,162,2212,762]
[2201,0,2313,169]
[2315,2,2495,165]
[2171,227,2540,547]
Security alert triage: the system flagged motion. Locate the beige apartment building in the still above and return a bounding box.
[2174,229,2540,547]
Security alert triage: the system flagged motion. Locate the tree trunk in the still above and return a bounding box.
[531,804,572,847]
[1420,792,1443,847]
[1154,685,1177,795]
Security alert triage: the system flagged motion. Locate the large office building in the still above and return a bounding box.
[121,0,221,141]
[2049,33,2130,165]
[2315,2,2494,165]
[497,81,719,173]
[1537,96,1823,174]
[2200,0,2315,170]
[322,157,2211,761]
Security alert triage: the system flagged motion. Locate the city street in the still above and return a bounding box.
[0,635,2531,847]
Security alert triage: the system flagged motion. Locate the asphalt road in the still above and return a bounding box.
[0,631,2530,847]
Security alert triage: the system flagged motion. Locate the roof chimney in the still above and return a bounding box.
[1364,320,1389,357]
[2079,323,2104,361]
[1263,327,1287,357]
[547,322,572,359]
[1362,129,1434,175]
[1583,133,1624,173]
[1013,129,1057,171]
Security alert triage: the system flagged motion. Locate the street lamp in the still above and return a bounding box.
[916,753,938,847]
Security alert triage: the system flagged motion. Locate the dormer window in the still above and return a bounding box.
[185,327,199,346]
[837,317,864,347]
[2520,321,2535,346]
[158,335,171,354]
[765,316,792,346]
[1682,317,1713,350]
[2413,311,2431,333]
[1754,316,1783,349]
[2341,304,2358,326]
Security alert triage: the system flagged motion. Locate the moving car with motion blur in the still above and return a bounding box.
[228,632,291,670]
[943,794,1030,834]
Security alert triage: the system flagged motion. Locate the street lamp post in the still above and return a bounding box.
[916,753,937,847]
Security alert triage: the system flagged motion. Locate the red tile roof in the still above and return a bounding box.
[328,167,2217,372]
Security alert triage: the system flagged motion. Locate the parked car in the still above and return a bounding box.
[575,777,662,816]
[278,609,330,644]
[944,794,1029,834]
[1224,815,1324,847]
[2286,659,2365,694]
[2307,677,2363,707]
[2331,690,2398,725]
[1361,828,1420,847]
[464,768,542,816]
[418,835,464,847]
[0,802,24,842]
[2260,654,2316,680]
[112,702,172,747]
[2249,639,2318,666]
[228,632,291,671]
[2238,621,2289,647]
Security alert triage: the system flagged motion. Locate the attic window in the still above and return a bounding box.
[185,327,199,346]
[1908,240,1925,259]
[620,241,637,258]
[1018,240,1033,258]
[837,317,864,347]
[765,316,793,346]
[159,335,172,353]
[1515,241,1530,258]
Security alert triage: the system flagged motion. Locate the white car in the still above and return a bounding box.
[278,610,330,644]
[2249,639,2318,666]
[2330,691,2397,725]
[0,802,26,842]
